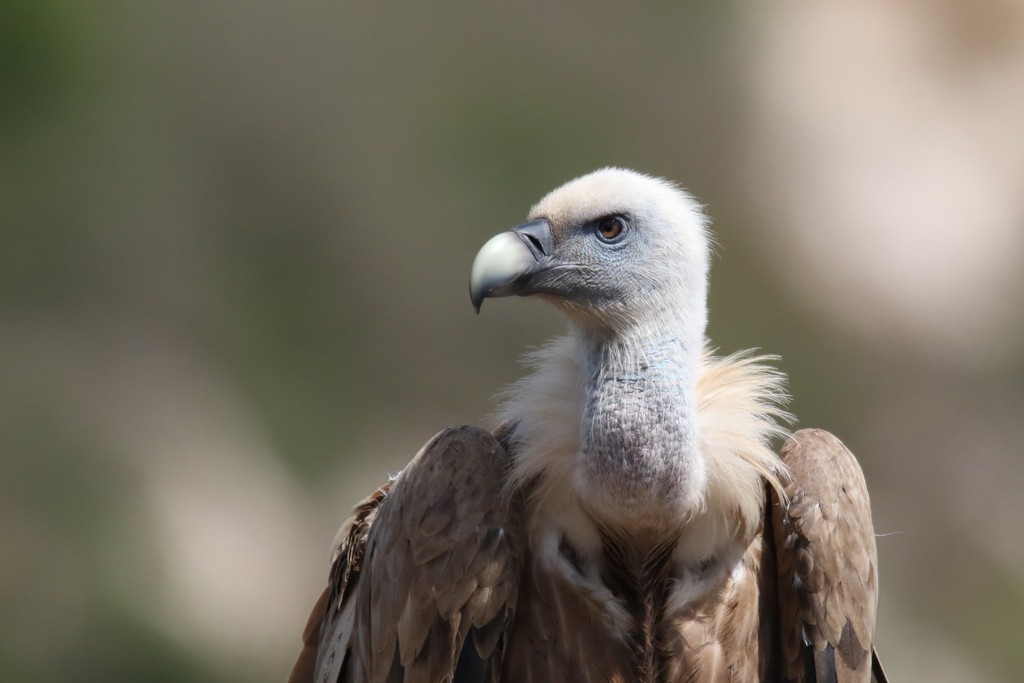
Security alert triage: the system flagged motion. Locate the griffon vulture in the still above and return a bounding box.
[289,168,886,683]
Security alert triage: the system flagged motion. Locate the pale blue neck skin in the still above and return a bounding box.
[571,315,706,531]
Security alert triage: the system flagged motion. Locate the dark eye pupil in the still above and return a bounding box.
[599,217,624,240]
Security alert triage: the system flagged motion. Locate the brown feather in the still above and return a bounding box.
[659,535,765,683]
[288,426,525,683]
[289,428,887,683]
[289,484,388,683]
[501,546,635,683]
[770,429,882,683]
[287,586,330,683]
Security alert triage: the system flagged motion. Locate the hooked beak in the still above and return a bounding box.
[469,219,553,312]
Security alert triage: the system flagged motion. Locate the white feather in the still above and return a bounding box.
[493,167,791,565]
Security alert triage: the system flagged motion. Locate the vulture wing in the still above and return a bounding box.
[770,429,887,683]
[288,425,526,683]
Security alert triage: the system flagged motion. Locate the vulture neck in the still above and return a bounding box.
[572,313,706,534]
[501,301,787,565]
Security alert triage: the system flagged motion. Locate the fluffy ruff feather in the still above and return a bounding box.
[496,336,792,545]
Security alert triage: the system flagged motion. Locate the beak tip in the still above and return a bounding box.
[470,285,484,313]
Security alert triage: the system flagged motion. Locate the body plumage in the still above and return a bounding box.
[290,169,886,683]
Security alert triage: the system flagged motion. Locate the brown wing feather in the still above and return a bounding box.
[770,428,884,683]
[288,585,331,683]
[501,547,636,683]
[289,484,389,683]
[289,425,525,683]
[503,526,770,682]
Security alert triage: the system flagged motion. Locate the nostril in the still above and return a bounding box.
[512,218,552,258]
[523,234,545,255]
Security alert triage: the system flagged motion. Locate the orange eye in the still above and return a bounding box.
[596,216,627,243]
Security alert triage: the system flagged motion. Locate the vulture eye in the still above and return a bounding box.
[595,215,628,244]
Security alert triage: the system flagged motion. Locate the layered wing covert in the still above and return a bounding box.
[289,426,526,683]
[770,429,886,683]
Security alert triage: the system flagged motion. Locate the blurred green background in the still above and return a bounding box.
[3,1,1023,681]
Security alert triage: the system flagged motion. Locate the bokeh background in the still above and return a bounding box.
[3,1,1023,681]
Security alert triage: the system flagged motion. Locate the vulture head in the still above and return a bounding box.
[470,167,710,340]
[470,168,724,529]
